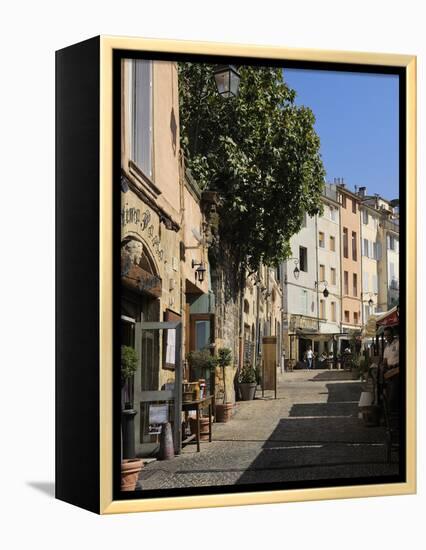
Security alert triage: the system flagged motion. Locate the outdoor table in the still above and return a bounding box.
[182,395,213,452]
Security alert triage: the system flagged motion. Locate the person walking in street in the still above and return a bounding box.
[305,346,314,370]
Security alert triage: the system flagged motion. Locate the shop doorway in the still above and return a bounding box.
[298,337,313,363]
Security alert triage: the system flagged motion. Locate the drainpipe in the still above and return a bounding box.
[238,269,245,373]
[315,214,320,334]
[360,207,365,326]
[338,197,343,362]
[255,265,261,370]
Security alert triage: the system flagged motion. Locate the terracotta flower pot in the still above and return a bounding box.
[215,402,233,423]
[121,458,143,491]
[189,416,212,441]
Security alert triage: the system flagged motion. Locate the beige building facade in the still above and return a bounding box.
[317,185,341,341]
[121,59,211,456]
[359,201,380,322]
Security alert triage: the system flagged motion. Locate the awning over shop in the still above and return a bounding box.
[295,330,356,342]
[376,306,399,327]
[361,306,399,338]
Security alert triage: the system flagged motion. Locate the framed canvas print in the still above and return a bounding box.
[55,36,416,514]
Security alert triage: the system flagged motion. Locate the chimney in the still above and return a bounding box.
[359,186,366,198]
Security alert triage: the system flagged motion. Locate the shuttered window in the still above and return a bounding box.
[363,272,369,292]
[132,60,153,178]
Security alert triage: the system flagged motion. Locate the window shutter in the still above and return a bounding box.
[363,272,369,292]
[373,274,378,293]
[133,60,152,177]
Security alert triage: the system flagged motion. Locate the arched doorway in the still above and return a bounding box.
[121,237,163,456]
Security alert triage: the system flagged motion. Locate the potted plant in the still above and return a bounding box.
[215,348,234,422]
[186,349,217,433]
[238,362,257,401]
[120,345,142,490]
[187,349,217,384]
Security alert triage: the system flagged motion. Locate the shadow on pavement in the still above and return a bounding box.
[309,370,360,382]
[235,378,397,485]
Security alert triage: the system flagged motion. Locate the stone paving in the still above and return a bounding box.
[139,369,399,490]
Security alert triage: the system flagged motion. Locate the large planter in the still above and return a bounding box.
[121,408,137,459]
[215,402,233,423]
[121,458,143,491]
[239,382,257,401]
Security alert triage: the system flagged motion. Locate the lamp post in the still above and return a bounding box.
[213,65,241,98]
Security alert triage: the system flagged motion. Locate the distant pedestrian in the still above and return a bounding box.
[305,346,314,370]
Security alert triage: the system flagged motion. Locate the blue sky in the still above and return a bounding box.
[283,68,399,201]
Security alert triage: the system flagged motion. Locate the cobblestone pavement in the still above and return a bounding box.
[139,369,399,490]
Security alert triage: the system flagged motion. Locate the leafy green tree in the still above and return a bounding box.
[179,63,325,275]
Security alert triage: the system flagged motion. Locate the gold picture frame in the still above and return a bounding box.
[56,35,416,514]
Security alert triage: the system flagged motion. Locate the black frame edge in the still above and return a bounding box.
[55,36,101,514]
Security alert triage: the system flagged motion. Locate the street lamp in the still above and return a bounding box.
[315,280,329,298]
[362,292,377,309]
[192,259,206,283]
[286,258,300,280]
[213,65,241,98]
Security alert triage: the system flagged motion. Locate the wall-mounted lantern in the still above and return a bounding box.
[192,259,206,283]
[315,280,329,298]
[286,258,300,280]
[213,65,241,98]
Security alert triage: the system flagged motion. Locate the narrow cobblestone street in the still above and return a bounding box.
[139,369,398,490]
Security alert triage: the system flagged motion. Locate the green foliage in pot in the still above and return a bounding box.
[238,362,257,384]
[187,349,218,371]
[121,345,138,387]
[216,347,232,404]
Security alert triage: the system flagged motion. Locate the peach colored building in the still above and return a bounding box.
[121,59,212,456]
[337,184,362,345]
